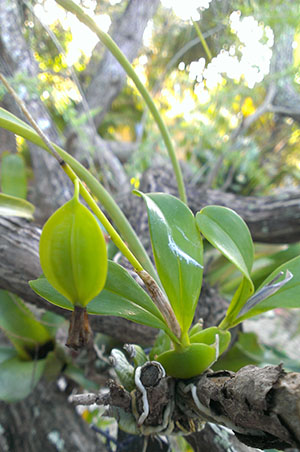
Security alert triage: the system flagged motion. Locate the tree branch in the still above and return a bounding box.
[70,362,300,450]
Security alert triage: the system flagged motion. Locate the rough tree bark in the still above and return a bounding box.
[69,362,300,451]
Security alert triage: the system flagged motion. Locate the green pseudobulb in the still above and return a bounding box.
[39,181,108,307]
[156,327,231,378]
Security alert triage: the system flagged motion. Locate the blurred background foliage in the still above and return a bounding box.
[18,0,300,196]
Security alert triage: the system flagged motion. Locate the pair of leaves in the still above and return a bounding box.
[138,195,257,338]
[196,206,300,327]
[30,260,178,343]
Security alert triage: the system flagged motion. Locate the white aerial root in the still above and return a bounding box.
[134,361,166,427]
[134,366,149,426]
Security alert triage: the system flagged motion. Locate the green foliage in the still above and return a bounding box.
[196,206,254,284]
[235,256,300,323]
[157,343,216,379]
[213,330,300,373]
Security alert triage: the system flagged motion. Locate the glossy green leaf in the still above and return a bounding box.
[135,192,203,334]
[0,192,34,219]
[1,152,27,199]
[235,255,300,323]
[0,290,53,360]
[251,243,300,289]
[0,356,45,402]
[196,206,254,286]
[30,261,175,340]
[39,182,108,307]
[196,206,255,326]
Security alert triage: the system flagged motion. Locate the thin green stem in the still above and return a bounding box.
[62,164,143,271]
[55,0,187,205]
[192,19,212,62]
[0,102,157,280]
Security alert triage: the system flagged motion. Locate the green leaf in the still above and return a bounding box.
[237,270,293,318]
[235,256,300,323]
[0,193,34,219]
[212,332,264,372]
[135,192,203,334]
[189,326,231,356]
[1,152,27,199]
[0,346,17,364]
[196,206,254,326]
[64,364,98,391]
[0,356,45,402]
[0,290,53,360]
[30,261,176,340]
[196,206,254,284]
[29,275,74,311]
